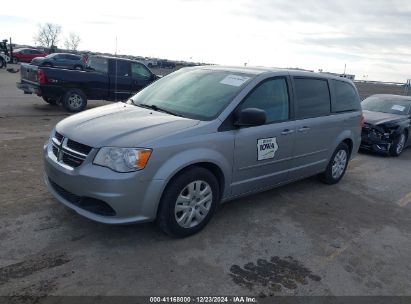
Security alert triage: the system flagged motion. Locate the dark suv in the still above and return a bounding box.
[31,53,86,70]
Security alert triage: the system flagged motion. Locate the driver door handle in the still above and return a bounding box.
[281,129,295,135]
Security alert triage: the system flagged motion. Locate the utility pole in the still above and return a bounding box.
[343,64,346,75]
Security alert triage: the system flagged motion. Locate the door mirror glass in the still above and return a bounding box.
[235,108,266,126]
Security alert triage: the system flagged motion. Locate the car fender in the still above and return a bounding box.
[151,147,232,199]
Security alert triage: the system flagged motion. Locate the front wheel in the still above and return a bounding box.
[390,132,407,157]
[320,142,350,184]
[157,167,220,237]
[62,89,87,112]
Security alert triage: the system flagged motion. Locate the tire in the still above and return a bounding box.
[42,96,57,105]
[74,65,83,70]
[0,58,5,69]
[320,142,350,185]
[62,89,87,112]
[157,166,220,237]
[390,132,407,157]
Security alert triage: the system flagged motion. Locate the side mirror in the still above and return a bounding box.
[235,108,266,127]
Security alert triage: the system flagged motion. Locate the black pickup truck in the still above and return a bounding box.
[17,56,158,112]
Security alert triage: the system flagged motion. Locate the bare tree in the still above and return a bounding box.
[34,23,62,48]
[64,32,81,51]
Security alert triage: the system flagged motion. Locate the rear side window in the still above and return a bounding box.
[294,78,331,119]
[239,78,289,123]
[332,80,360,112]
[113,60,130,77]
[87,57,108,74]
[66,54,79,60]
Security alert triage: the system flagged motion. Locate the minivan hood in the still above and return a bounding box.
[363,110,407,126]
[56,103,200,147]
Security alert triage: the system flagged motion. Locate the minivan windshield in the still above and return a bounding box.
[362,96,411,115]
[129,68,254,120]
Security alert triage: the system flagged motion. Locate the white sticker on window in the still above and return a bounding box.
[391,105,406,112]
[220,75,250,87]
[257,137,279,161]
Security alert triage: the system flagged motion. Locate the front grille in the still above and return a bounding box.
[49,178,116,216]
[62,153,84,167]
[52,145,58,157]
[50,132,93,168]
[67,139,92,155]
[55,131,63,143]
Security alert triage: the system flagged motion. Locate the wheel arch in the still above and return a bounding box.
[331,130,358,160]
[152,148,231,202]
[342,138,353,155]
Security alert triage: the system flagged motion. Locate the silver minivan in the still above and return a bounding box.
[44,66,362,237]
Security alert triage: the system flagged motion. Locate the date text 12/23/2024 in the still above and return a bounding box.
[149,296,257,303]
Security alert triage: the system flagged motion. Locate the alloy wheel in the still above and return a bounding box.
[396,134,406,155]
[68,94,83,109]
[331,150,347,179]
[174,180,213,228]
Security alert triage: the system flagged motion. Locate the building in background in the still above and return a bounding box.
[320,71,355,80]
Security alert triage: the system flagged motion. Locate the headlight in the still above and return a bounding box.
[93,147,152,172]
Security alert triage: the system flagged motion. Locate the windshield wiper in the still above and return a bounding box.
[137,103,182,117]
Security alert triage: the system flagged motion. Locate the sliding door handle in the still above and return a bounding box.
[298,126,310,132]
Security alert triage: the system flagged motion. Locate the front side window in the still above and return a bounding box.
[238,78,289,123]
[295,78,331,119]
[333,80,360,112]
[131,63,152,78]
[129,69,254,120]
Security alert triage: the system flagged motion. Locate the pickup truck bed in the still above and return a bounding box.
[18,64,108,100]
[17,56,157,112]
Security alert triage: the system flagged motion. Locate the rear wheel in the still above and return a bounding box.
[42,96,57,105]
[62,89,87,112]
[320,142,350,184]
[0,58,5,69]
[390,132,407,157]
[157,167,219,237]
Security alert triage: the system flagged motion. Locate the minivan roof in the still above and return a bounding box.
[195,65,355,83]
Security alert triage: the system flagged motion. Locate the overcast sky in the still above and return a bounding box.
[1,0,411,82]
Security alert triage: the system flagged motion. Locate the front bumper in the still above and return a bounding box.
[360,136,392,154]
[43,142,165,224]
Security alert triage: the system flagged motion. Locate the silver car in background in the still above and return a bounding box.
[44,66,362,237]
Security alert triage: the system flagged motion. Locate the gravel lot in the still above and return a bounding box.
[1,65,411,297]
